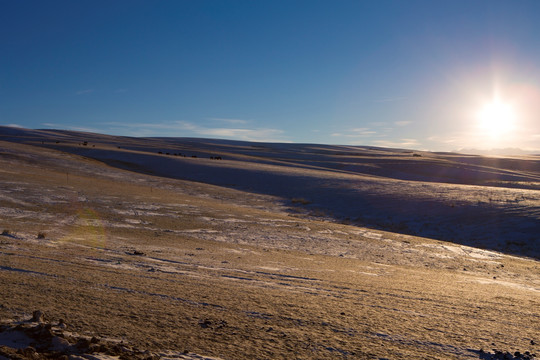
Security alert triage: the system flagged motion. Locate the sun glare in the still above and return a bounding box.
[476,99,516,139]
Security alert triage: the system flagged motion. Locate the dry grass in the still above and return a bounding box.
[0,140,539,359]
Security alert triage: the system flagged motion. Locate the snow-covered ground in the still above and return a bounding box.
[0,127,539,359]
[2,126,538,259]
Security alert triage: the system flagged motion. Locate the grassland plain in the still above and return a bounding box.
[0,129,539,359]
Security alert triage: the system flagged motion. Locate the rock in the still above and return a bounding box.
[18,346,38,358]
[32,310,44,323]
[35,323,54,339]
[87,343,101,353]
[120,345,133,353]
[51,336,71,351]
[199,319,212,328]
[75,338,92,349]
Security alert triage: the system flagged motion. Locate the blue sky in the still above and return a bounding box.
[2,0,540,151]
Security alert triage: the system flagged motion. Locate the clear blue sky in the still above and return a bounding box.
[2,0,540,151]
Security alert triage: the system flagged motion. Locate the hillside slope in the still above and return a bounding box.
[0,131,539,359]
[2,126,539,259]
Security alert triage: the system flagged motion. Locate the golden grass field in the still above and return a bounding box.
[0,128,539,359]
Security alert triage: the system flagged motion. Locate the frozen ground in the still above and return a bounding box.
[0,127,539,359]
[1,126,539,259]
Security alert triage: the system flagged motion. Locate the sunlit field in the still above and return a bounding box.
[1,127,538,359]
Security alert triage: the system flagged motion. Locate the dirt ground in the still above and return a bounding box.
[1,139,539,359]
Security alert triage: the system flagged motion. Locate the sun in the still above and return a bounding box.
[476,99,516,139]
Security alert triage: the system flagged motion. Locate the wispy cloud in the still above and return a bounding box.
[104,121,191,131]
[3,123,23,128]
[76,89,94,95]
[197,127,285,141]
[352,128,377,135]
[332,127,377,138]
[99,120,288,142]
[95,121,195,137]
[208,117,250,125]
[42,123,102,133]
[372,138,420,149]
